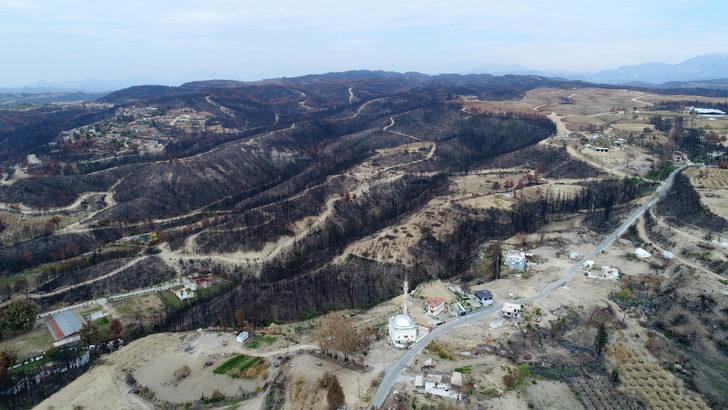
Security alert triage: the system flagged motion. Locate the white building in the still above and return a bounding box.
[474,290,493,306]
[686,106,726,116]
[505,250,527,271]
[388,280,419,349]
[502,302,522,319]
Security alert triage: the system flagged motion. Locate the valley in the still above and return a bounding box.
[0,72,727,409]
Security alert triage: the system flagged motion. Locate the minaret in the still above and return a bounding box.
[403,279,409,316]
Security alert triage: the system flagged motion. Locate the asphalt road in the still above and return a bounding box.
[370,166,684,408]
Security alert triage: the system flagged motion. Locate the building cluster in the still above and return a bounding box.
[171,274,214,301]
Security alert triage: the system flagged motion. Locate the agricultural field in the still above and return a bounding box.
[245,334,276,349]
[213,353,267,378]
[686,168,728,219]
[609,340,709,409]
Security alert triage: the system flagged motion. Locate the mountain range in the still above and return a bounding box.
[472,54,728,85]
[3,54,728,93]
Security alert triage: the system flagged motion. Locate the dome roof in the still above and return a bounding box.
[391,313,416,329]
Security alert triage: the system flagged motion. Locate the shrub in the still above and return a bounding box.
[173,365,191,381]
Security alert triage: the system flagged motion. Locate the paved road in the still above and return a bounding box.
[370,166,684,408]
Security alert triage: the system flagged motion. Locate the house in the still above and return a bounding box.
[473,290,493,306]
[505,250,527,271]
[236,331,250,343]
[502,302,522,319]
[593,146,609,153]
[187,274,214,289]
[426,297,446,316]
[46,310,86,347]
[569,251,583,260]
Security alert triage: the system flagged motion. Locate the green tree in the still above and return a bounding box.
[594,323,608,358]
[0,298,39,337]
[80,321,102,345]
[611,367,620,384]
[490,242,503,280]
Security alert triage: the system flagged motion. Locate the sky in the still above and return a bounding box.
[1,0,727,87]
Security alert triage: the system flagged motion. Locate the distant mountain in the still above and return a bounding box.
[470,54,728,86]
[585,54,728,84]
[3,70,237,94]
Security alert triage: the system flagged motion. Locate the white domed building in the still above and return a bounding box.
[388,280,419,348]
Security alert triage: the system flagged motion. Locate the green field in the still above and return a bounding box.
[157,289,185,310]
[0,326,53,361]
[245,334,276,349]
[454,365,473,374]
[213,354,261,377]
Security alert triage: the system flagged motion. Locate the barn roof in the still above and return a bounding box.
[46,310,85,341]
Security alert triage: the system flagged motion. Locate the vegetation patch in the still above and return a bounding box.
[245,334,276,349]
[157,289,185,310]
[503,364,532,390]
[213,354,265,378]
[425,341,454,360]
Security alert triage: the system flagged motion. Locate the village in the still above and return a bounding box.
[21,206,713,410]
[1,84,727,409]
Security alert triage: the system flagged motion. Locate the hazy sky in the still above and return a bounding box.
[1,0,727,86]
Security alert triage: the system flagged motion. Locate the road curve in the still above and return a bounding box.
[370,166,684,408]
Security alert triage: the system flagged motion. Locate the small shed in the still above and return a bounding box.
[451,371,463,387]
[635,248,651,258]
[236,331,250,343]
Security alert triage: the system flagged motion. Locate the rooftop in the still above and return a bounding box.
[474,289,492,298]
[426,297,446,309]
[46,310,85,341]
